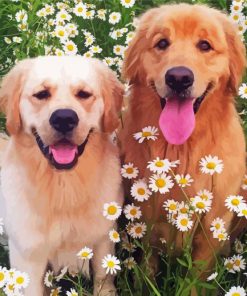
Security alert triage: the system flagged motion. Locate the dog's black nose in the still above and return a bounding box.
[165,66,194,93]
[49,109,79,134]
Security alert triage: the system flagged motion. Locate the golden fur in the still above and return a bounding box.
[0,56,123,295]
[120,4,246,271]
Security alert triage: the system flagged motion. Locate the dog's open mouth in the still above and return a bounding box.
[32,128,92,170]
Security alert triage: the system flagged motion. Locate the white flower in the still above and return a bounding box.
[123,257,136,270]
[63,40,78,55]
[73,3,87,16]
[109,229,120,243]
[124,203,142,221]
[210,218,225,232]
[84,35,95,47]
[55,49,65,56]
[103,202,122,220]
[224,258,236,273]
[44,270,54,287]
[167,212,177,226]
[191,196,212,214]
[102,254,121,275]
[56,266,68,281]
[113,45,126,57]
[83,51,94,58]
[97,9,106,20]
[50,287,62,295]
[175,174,194,188]
[82,10,95,20]
[176,214,193,232]
[241,174,247,190]
[149,173,174,194]
[121,163,139,179]
[110,29,124,40]
[196,189,213,201]
[225,195,245,213]
[177,201,192,216]
[147,157,172,174]
[66,289,78,296]
[129,222,147,238]
[109,12,121,25]
[230,12,245,23]
[225,286,246,296]
[4,37,11,44]
[213,230,229,241]
[230,3,244,13]
[13,36,22,43]
[44,4,55,16]
[133,126,159,143]
[232,254,246,272]
[126,31,135,44]
[0,218,4,235]
[36,8,46,17]
[66,23,78,38]
[237,203,247,218]
[56,10,72,22]
[122,241,136,253]
[163,199,178,213]
[13,271,30,288]
[130,179,151,202]
[18,22,28,31]
[0,267,7,288]
[239,83,247,99]
[103,57,115,66]
[89,45,102,54]
[77,247,93,260]
[120,0,136,8]
[199,155,224,175]
[55,26,68,40]
[15,10,27,22]
[207,272,218,281]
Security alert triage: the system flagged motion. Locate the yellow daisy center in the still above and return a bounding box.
[215,223,220,230]
[115,47,121,52]
[234,259,240,266]
[206,162,216,169]
[108,206,117,215]
[231,198,240,206]
[155,161,164,167]
[180,218,188,226]
[126,167,133,174]
[58,30,64,36]
[81,251,89,257]
[67,44,74,51]
[218,233,225,239]
[107,261,115,268]
[125,0,131,3]
[201,194,208,200]
[8,284,15,291]
[112,15,117,19]
[0,272,4,281]
[244,88,247,94]
[234,6,239,10]
[241,209,247,215]
[226,262,234,270]
[142,131,151,137]
[61,14,66,19]
[233,15,239,20]
[244,179,247,185]
[196,202,205,209]
[180,207,188,214]
[179,178,188,185]
[232,293,240,296]
[77,7,83,12]
[135,226,142,234]
[155,178,166,188]
[113,232,119,239]
[130,208,137,216]
[169,204,177,211]
[137,188,145,195]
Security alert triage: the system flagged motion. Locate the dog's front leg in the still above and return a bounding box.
[9,240,48,296]
[92,236,117,296]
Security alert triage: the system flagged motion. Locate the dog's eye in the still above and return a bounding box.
[76,90,92,99]
[156,39,170,50]
[197,40,213,52]
[33,90,51,100]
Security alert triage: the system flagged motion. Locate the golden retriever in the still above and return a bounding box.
[120,4,246,272]
[0,56,123,295]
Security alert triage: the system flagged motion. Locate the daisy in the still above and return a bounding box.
[207,272,218,281]
[126,31,135,44]
[109,12,121,25]
[130,179,151,202]
[66,23,78,38]
[241,174,247,190]
[36,8,46,17]
[224,258,236,273]
[82,10,95,20]
[102,254,121,275]
[97,9,106,20]
[110,29,124,40]
[213,230,229,242]
[113,45,126,56]
[77,247,93,260]
[175,174,194,188]
[225,286,246,296]
[13,271,29,289]
[177,201,192,215]
[191,196,212,214]
[67,289,78,296]
[83,51,94,58]
[57,2,68,10]
[44,270,54,287]
[103,57,115,67]
[196,189,213,201]
[199,155,224,175]
[176,214,193,232]
[149,173,174,194]
[147,157,172,174]
[0,218,4,235]
[120,0,136,8]
[55,26,68,40]
[4,37,11,44]
[239,83,247,99]
[13,37,22,43]
[232,255,246,272]
[73,3,87,17]
[129,222,147,238]
[50,287,62,296]
[123,257,136,270]
[85,35,95,47]
[55,49,65,56]
[56,10,72,22]
[210,218,225,232]
[124,203,142,221]
[18,22,28,31]
[237,203,247,218]
[44,4,55,16]
[109,229,120,243]
[122,241,136,253]
[133,126,159,143]
[230,3,244,13]
[3,283,18,295]
[167,212,177,226]
[103,202,122,220]
[89,45,102,54]
[225,195,245,212]
[229,12,244,23]
[15,10,27,22]
[56,266,68,281]
[163,199,178,213]
[63,40,78,55]
[0,267,7,288]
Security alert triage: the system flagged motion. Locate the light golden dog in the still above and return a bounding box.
[120,4,246,272]
[0,56,123,295]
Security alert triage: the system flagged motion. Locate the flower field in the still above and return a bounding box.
[0,0,246,296]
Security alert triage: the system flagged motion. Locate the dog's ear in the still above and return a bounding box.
[101,66,124,133]
[0,59,31,135]
[218,13,246,93]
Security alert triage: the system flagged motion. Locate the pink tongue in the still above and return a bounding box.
[50,144,78,164]
[159,97,195,145]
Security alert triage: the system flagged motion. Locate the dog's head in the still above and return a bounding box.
[0,56,123,170]
[123,4,246,145]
